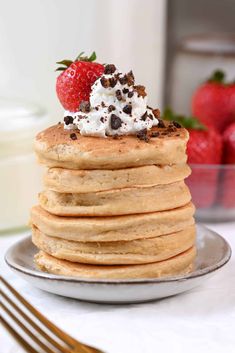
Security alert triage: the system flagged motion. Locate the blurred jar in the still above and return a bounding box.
[168,34,235,114]
[0,98,49,233]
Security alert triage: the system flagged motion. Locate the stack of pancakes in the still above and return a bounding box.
[31,123,196,279]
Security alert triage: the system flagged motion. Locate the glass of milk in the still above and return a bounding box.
[0,98,49,234]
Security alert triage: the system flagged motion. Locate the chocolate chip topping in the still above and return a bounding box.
[173,121,182,128]
[127,91,134,98]
[79,101,90,113]
[112,134,119,140]
[100,77,110,88]
[108,105,116,113]
[101,101,106,108]
[141,111,148,121]
[64,116,74,125]
[126,71,135,86]
[100,117,105,123]
[111,114,122,130]
[119,75,128,85]
[115,90,123,101]
[152,108,161,118]
[109,77,117,88]
[123,88,129,94]
[134,85,146,97]
[157,119,166,128]
[104,64,116,75]
[151,131,160,137]
[70,133,77,140]
[136,128,149,142]
[123,104,132,115]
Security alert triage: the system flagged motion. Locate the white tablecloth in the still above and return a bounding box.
[1,223,235,353]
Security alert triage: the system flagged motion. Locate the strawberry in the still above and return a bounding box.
[192,70,235,132]
[220,123,235,208]
[56,51,104,112]
[163,109,222,208]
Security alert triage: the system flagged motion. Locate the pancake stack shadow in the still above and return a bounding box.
[31,123,196,279]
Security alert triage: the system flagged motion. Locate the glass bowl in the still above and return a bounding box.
[186,164,235,222]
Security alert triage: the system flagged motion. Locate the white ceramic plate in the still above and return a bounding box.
[5,225,231,304]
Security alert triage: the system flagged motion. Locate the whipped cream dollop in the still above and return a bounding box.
[63,64,159,137]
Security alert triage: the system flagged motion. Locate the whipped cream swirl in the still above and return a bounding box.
[63,64,159,137]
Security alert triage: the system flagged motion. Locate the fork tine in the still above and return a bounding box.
[0,315,38,353]
[0,276,91,353]
[1,290,71,353]
[1,300,57,353]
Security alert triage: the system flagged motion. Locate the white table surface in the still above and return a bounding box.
[1,223,235,353]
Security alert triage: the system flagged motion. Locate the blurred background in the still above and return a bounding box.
[1,0,235,232]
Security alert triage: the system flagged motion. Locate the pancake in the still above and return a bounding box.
[44,164,191,193]
[35,123,189,170]
[32,225,196,265]
[30,203,195,242]
[39,181,191,216]
[35,247,196,279]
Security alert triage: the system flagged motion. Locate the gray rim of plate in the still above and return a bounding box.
[5,225,232,285]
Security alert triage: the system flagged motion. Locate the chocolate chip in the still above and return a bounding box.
[115,90,123,101]
[100,77,110,88]
[123,88,129,94]
[123,104,132,115]
[126,71,135,86]
[58,121,61,125]
[137,128,149,142]
[112,134,119,139]
[127,91,134,98]
[141,111,148,121]
[104,64,116,75]
[101,101,106,108]
[100,117,105,123]
[111,114,122,130]
[152,108,161,118]
[108,105,116,113]
[134,85,146,97]
[151,132,160,137]
[109,77,117,88]
[167,126,177,133]
[70,133,77,140]
[119,75,128,85]
[173,121,182,128]
[64,116,74,125]
[79,101,90,113]
[148,114,154,120]
[158,119,165,128]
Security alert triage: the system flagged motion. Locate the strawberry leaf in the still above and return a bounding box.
[88,51,97,61]
[75,51,97,62]
[55,67,67,72]
[207,70,225,84]
[56,59,73,67]
[163,108,206,130]
[75,51,85,61]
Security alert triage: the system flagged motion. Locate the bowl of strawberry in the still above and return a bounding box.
[164,70,235,222]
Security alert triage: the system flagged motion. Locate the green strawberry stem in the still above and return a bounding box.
[163,108,206,130]
[207,70,225,84]
[56,51,97,72]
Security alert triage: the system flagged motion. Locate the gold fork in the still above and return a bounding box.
[0,276,104,353]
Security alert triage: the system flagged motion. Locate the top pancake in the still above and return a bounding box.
[35,123,189,170]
